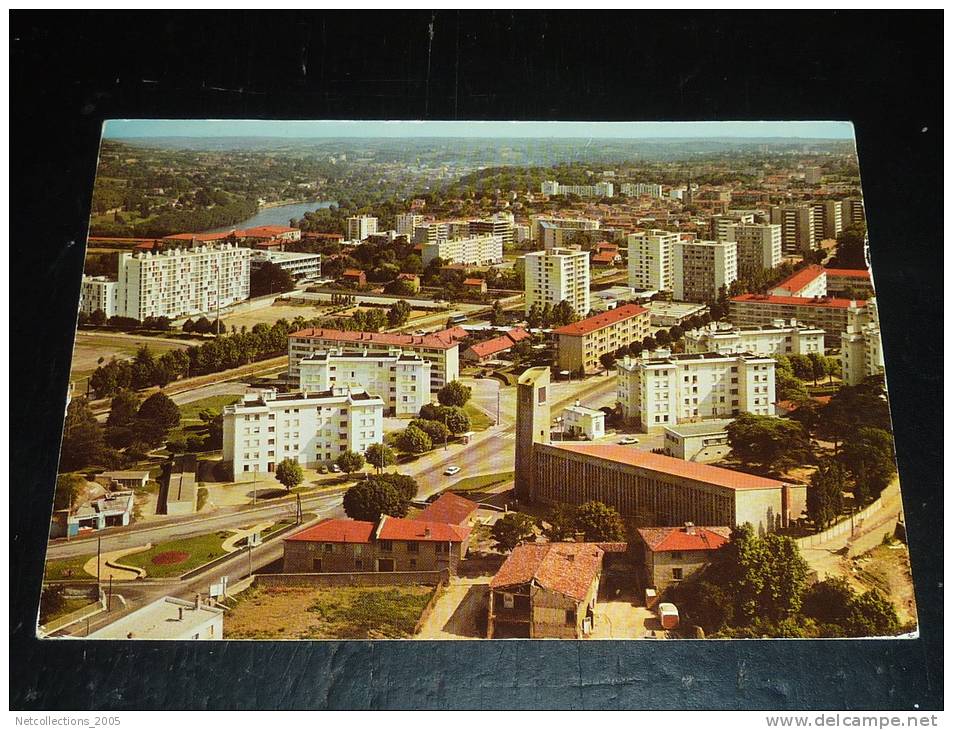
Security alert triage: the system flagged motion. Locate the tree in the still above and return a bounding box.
[342,479,408,521]
[572,501,625,541]
[669,324,684,341]
[655,328,672,347]
[365,443,396,473]
[840,427,895,504]
[396,425,432,454]
[489,299,504,326]
[599,352,617,374]
[829,222,867,269]
[387,300,412,328]
[642,335,656,351]
[89,308,107,326]
[788,354,814,381]
[539,503,578,541]
[409,418,450,445]
[846,589,901,637]
[136,392,181,445]
[551,299,578,327]
[490,513,536,552]
[336,450,366,475]
[54,473,86,512]
[776,369,810,403]
[803,577,900,637]
[818,377,892,448]
[275,458,304,491]
[60,398,105,472]
[526,303,542,329]
[807,352,828,386]
[374,472,419,501]
[105,389,141,449]
[199,409,224,450]
[437,380,471,407]
[806,459,846,530]
[673,580,734,635]
[249,261,295,298]
[726,413,812,473]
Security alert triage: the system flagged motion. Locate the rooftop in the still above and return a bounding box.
[88,597,222,640]
[548,443,785,491]
[637,525,731,553]
[662,419,735,437]
[413,493,479,526]
[552,303,649,337]
[286,516,471,544]
[770,264,826,293]
[490,542,604,602]
[731,294,866,309]
[824,268,872,279]
[290,327,462,350]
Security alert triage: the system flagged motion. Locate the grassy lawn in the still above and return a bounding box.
[464,401,494,431]
[40,596,98,625]
[261,513,317,540]
[167,394,242,443]
[121,531,231,578]
[44,555,95,581]
[447,470,514,494]
[69,332,191,386]
[225,585,435,639]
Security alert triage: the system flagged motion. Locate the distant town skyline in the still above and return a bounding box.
[104,119,855,141]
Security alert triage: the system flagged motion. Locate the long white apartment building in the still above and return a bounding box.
[616,350,776,433]
[540,180,614,198]
[420,234,503,266]
[299,348,432,417]
[413,221,450,244]
[79,275,120,318]
[684,320,825,357]
[346,215,378,241]
[726,223,782,272]
[287,327,462,391]
[620,182,663,198]
[841,297,884,386]
[251,250,322,280]
[469,212,515,246]
[223,387,384,478]
[627,229,678,292]
[116,244,251,321]
[673,239,737,304]
[524,247,590,317]
[530,216,600,247]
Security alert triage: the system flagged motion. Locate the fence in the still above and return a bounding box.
[795,496,884,549]
[38,587,105,636]
[254,569,449,589]
[413,577,451,635]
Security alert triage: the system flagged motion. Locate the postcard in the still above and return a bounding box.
[38,120,915,641]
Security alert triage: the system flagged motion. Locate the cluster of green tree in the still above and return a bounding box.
[250,262,295,298]
[60,392,181,472]
[729,259,813,297]
[538,501,626,542]
[419,258,488,302]
[672,525,900,638]
[525,300,578,329]
[90,197,259,239]
[596,323,692,373]
[483,266,524,291]
[774,353,842,402]
[167,407,223,454]
[78,311,172,331]
[182,317,224,334]
[342,473,420,522]
[90,321,294,398]
[828,222,868,269]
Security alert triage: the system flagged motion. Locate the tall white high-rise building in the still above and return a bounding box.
[116,244,251,321]
[616,350,776,433]
[726,223,783,273]
[468,212,515,247]
[627,229,678,292]
[222,387,384,478]
[346,215,378,241]
[769,205,816,255]
[841,298,884,386]
[524,248,590,317]
[673,239,738,304]
[811,200,844,241]
[298,348,432,417]
[396,213,424,238]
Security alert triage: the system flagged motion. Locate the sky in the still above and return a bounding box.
[103,119,855,140]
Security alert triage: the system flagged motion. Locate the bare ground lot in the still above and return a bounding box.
[220,302,335,329]
[224,585,435,639]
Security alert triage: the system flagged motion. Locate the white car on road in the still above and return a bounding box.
[618,436,639,445]
[443,466,461,476]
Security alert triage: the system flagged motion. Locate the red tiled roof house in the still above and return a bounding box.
[635,523,731,593]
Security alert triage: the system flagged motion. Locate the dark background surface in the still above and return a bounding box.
[10,11,942,710]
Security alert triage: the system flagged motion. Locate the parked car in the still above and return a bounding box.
[443,466,461,476]
[330,464,341,473]
[618,436,640,445]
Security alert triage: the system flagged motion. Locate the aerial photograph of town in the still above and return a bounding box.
[38,119,916,642]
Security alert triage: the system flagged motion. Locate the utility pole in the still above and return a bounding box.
[253,468,258,507]
[247,543,253,577]
[107,575,113,612]
[96,535,102,588]
[296,493,302,524]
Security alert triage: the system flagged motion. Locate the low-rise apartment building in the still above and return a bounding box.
[79,275,120,318]
[825,268,874,299]
[282,515,470,575]
[662,419,734,463]
[729,294,866,339]
[616,350,776,432]
[251,250,321,280]
[553,303,650,374]
[222,387,384,478]
[683,320,825,357]
[288,327,463,391]
[420,234,504,267]
[298,348,431,417]
[645,300,709,327]
[768,264,827,298]
[560,403,606,440]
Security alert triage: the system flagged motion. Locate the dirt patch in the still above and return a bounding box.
[151,551,190,565]
[850,542,919,628]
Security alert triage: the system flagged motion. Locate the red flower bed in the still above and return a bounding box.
[151,551,190,565]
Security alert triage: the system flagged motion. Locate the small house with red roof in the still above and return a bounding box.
[463,277,488,294]
[635,523,731,592]
[340,268,367,287]
[396,272,421,293]
[591,251,620,267]
[282,515,471,575]
[414,492,479,527]
[462,327,532,364]
[487,542,605,638]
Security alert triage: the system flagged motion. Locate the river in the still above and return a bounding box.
[207,200,336,233]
